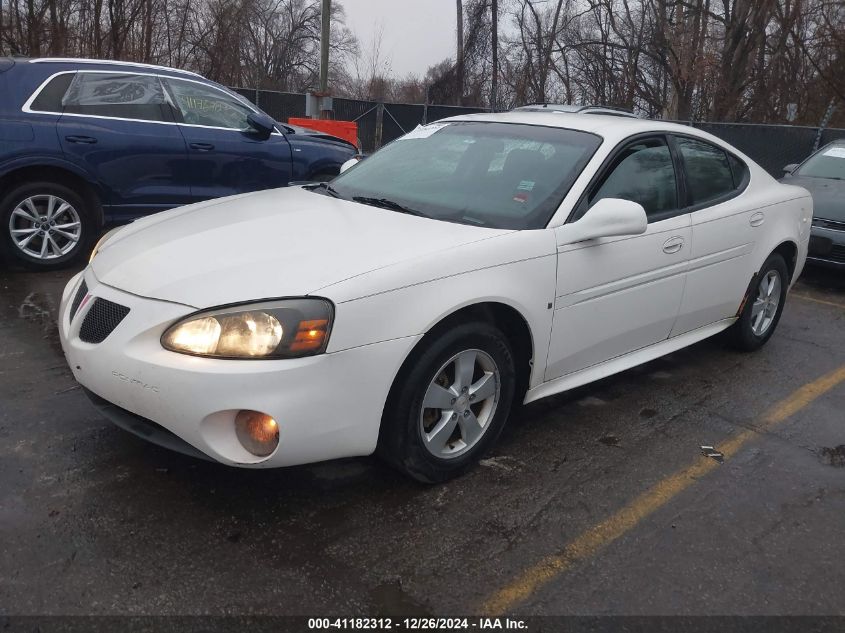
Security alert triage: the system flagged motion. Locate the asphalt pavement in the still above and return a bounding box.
[1,263,843,618]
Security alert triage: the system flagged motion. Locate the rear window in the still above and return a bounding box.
[29,73,74,112]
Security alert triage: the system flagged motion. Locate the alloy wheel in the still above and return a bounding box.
[419,348,501,459]
[750,269,782,336]
[8,195,82,260]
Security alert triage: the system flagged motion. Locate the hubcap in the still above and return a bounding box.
[8,195,82,260]
[419,348,500,459]
[750,269,782,336]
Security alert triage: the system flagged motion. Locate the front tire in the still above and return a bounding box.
[0,181,97,270]
[378,322,516,483]
[728,253,789,352]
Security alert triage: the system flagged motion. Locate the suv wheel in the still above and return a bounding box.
[0,181,96,270]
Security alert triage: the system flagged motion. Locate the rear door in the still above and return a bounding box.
[56,71,192,221]
[162,77,293,201]
[669,135,755,335]
[546,135,691,380]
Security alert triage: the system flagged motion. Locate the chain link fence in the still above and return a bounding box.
[233,88,844,175]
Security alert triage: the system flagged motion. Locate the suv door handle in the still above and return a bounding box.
[662,236,685,254]
[750,212,765,227]
[189,142,215,151]
[65,135,97,144]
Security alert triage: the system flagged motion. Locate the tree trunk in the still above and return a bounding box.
[491,0,498,111]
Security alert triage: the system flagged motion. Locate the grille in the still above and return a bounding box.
[69,280,88,321]
[79,298,130,344]
[830,245,845,263]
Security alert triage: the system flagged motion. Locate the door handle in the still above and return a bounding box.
[65,135,97,144]
[662,236,684,254]
[750,212,765,227]
[189,142,215,151]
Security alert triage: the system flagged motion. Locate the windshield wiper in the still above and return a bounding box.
[307,181,343,198]
[352,196,428,217]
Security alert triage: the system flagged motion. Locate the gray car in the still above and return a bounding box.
[781,141,845,269]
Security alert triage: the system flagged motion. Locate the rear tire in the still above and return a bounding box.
[727,253,788,352]
[0,181,97,270]
[377,322,516,483]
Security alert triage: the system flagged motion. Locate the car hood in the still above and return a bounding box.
[783,175,845,222]
[91,187,509,308]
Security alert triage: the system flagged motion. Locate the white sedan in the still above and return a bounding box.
[58,112,812,482]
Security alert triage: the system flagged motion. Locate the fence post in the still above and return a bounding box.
[375,103,384,150]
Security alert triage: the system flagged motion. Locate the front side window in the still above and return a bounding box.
[589,137,678,220]
[166,78,253,130]
[62,72,173,122]
[326,121,602,230]
[797,145,845,180]
[676,137,735,205]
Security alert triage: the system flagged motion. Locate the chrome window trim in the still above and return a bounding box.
[22,69,283,136]
[29,57,201,78]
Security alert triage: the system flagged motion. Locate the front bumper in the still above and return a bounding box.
[58,269,419,468]
[807,223,845,269]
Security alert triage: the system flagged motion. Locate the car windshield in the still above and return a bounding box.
[325,121,602,229]
[797,145,845,180]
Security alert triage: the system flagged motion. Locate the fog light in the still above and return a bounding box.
[234,410,279,457]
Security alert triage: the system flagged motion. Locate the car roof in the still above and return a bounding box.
[441,110,717,144]
[25,57,201,78]
[512,104,638,118]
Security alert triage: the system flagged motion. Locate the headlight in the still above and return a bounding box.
[89,226,125,263]
[161,298,333,359]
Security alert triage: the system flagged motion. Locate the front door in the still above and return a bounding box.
[57,71,192,221]
[163,77,293,201]
[546,135,691,381]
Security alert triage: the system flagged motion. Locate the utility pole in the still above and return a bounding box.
[491,0,498,112]
[319,0,331,95]
[456,0,463,106]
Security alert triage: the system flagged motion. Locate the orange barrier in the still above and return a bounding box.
[288,118,358,149]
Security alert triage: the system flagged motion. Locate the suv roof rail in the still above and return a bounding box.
[29,57,201,78]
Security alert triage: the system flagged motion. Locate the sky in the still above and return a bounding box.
[339,0,458,77]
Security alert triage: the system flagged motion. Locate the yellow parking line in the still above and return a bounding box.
[791,292,845,310]
[481,364,845,614]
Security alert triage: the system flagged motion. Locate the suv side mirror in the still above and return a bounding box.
[247,112,276,139]
[560,198,648,244]
[782,163,798,175]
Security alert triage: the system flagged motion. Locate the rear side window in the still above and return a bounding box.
[676,137,735,206]
[29,73,74,112]
[589,137,678,221]
[62,72,174,122]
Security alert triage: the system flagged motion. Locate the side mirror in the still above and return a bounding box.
[340,155,364,174]
[247,111,276,139]
[782,163,798,175]
[563,198,648,244]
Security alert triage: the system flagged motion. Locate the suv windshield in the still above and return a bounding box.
[798,145,845,180]
[326,121,602,229]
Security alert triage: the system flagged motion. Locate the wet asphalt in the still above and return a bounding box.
[0,262,843,617]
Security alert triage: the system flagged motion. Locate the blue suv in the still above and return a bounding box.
[0,57,358,269]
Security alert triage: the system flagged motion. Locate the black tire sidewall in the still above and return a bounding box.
[379,322,516,483]
[0,181,96,269]
[733,253,789,351]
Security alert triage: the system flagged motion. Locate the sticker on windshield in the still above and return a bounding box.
[822,147,845,159]
[399,122,451,141]
[517,180,535,191]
